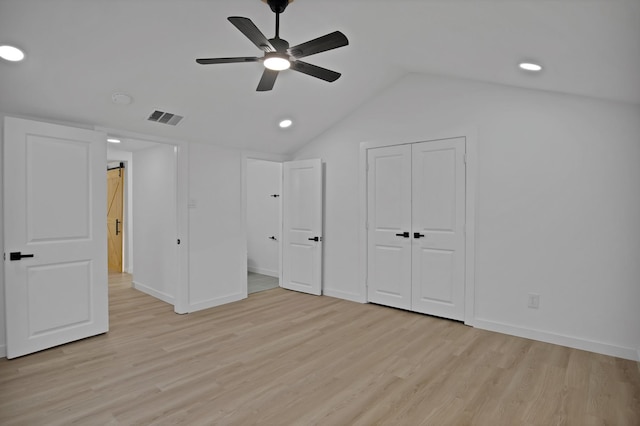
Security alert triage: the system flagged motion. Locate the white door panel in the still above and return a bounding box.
[412,138,466,320]
[4,117,108,358]
[366,138,466,321]
[367,145,412,309]
[281,159,322,295]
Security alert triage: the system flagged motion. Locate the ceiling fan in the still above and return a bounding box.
[196,0,349,91]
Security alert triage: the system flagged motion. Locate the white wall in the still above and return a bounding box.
[187,143,246,311]
[106,148,133,273]
[132,144,178,304]
[246,159,282,277]
[293,73,640,360]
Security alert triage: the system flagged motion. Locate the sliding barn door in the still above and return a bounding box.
[281,159,323,295]
[107,166,124,272]
[4,117,108,359]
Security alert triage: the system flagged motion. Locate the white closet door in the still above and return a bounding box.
[366,145,412,309]
[4,117,108,358]
[281,159,323,295]
[411,138,466,320]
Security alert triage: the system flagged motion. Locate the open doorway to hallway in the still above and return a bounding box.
[107,138,179,306]
[246,158,282,294]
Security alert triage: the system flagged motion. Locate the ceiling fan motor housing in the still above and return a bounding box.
[264,0,293,14]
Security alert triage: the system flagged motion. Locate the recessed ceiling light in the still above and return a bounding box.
[519,62,543,72]
[0,45,25,62]
[107,138,121,144]
[279,119,293,128]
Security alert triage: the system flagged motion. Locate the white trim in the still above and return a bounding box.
[358,128,477,323]
[637,348,640,363]
[0,344,6,358]
[463,129,478,327]
[188,293,245,313]
[248,266,279,278]
[132,281,175,305]
[324,289,367,303]
[474,318,639,362]
[174,143,190,314]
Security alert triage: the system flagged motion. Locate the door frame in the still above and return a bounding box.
[358,128,477,326]
[241,151,290,297]
[96,126,189,314]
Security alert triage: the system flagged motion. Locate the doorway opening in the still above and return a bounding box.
[107,138,179,306]
[246,158,282,294]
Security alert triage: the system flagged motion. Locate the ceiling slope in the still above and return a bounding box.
[0,0,638,155]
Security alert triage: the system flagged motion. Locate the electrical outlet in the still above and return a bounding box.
[527,293,540,309]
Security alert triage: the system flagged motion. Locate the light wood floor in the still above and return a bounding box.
[0,273,638,425]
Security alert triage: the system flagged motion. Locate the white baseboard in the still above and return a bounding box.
[132,281,175,306]
[323,288,367,303]
[188,293,245,313]
[474,318,639,362]
[248,266,278,278]
[0,344,6,359]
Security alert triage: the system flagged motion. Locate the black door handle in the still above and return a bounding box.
[395,232,410,238]
[414,232,425,238]
[115,219,121,236]
[269,236,277,241]
[308,236,322,242]
[10,252,35,261]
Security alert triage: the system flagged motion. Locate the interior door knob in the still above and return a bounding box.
[9,252,35,261]
[414,232,425,238]
[395,232,410,238]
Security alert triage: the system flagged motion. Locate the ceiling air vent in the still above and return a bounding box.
[147,110,183,126]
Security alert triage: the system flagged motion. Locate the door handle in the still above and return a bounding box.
[308,236,322,242]
[9,252,35,261]
[395,232,410,238]
[115,219,120,236]
[269,236,277,241]
[414,232,425,238]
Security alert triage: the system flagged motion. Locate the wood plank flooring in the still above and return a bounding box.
[0,272,638,425]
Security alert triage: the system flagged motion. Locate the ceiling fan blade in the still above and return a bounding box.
[257,69,279,91]
[196,57,260,65]
[228,17,275,53]
[288,31,349,59]
[290,61,341,82]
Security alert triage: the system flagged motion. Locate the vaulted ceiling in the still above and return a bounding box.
[1,0,638,155]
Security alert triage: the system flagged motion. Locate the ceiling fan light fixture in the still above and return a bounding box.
[264,53,290,71]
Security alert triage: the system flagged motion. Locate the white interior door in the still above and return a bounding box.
[281,159,323,295]
[4,117,108,359]
[366,145,412,309]
[411,138,466,320]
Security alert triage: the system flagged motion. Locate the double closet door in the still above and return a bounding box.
[367,138,466,321]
